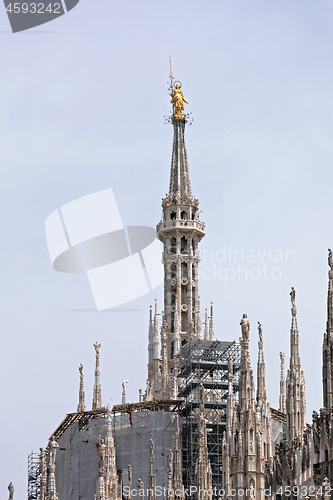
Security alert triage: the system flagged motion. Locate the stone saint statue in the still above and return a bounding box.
[39,447,46,476]
[258,321,263,342]
[48,436,59,467]
[280,352,285,365]
[95,437,106,473]
[93,342,101,356]
[8,482,14,500]
[170,82,188,120]
[290,287,296,308]
[329,249,333,271]
[79,364,83,375]
[240,314,250,340]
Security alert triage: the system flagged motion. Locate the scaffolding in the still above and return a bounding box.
[28,452,40,500]
[177,339,241,494]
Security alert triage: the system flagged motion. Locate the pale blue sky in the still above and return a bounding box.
[1,0,333,495]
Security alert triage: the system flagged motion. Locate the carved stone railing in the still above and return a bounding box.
[156,219,205,233]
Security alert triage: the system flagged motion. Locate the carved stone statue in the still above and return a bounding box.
[122,379,129,404]
[95,436,106,474]
[107,400,113,420]
[39,447,46,476]
[240,314,250,340]
[48,436,59,467]
[93,342,101,357]
[167,449,173,473]
[136,478,144,490]
[258,321,263,342]
[170,82,188,120]
[280,352,285,364]
[8,482,14,500]
[290,287,296,308]
[329,249,333,271]
[79,363,83,375]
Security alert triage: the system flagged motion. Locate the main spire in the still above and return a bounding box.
[155,69,205,399]
[164,71,196,206]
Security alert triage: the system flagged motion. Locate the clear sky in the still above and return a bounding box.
[1,0,333,495]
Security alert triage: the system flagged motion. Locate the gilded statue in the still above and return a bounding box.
[170,82,188,120]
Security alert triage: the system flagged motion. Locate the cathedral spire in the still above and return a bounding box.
[286,288,306,440]
[239,314,255,411]
[152,300,159,360]
[147,305,153,384]
[168,74,192,204]
[92,342,102,410]
[173,414,183,499]
[77,363,86,412]
[256,321,267,405]
[279,352,286,413]
[204,309,209,340]
[105,401,118,500]
[148,439,156,500]
[209,303,215,340]
[161,316,168,399]
[289,287,301,369]
[156,73,205,399]
[323,249,333,408]
[195,385,212,500]
[174,296,180,355]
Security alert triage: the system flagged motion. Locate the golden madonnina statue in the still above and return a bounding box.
[170,81,188,120]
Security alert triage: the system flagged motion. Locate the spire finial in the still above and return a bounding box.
[122,379,129,404]
[169,73,188,121]
[209,302,215,340]
[77,363,86,412]
[92,342,102,410]
[290,286,297,316]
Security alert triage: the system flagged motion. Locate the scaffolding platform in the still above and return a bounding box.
[28,452,40,500]
[176,338,241,494]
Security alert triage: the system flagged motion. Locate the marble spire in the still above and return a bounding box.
[173,414,183,500]
[209,303,215,340]
[204,309,209,340]
[323,249,333,408]
[279,352,286,413]
[92,342,102,410]
[174,296,181,355]
[195,385,212,500]
[105,401,118,500]
[147,305,154,386]
[148,439,156,500]
[286,287,306,440]
[77,363,86,412]
[161,317,168,399]
[256,321,267,406]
